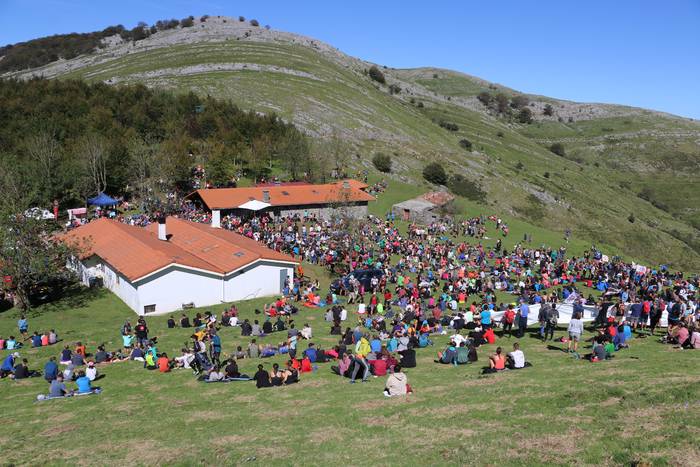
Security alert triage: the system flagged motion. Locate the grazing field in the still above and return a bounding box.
[1,286,699,466]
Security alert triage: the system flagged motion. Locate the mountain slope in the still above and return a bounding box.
[4,15,699,270]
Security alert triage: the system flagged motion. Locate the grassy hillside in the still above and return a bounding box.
[4,15,699,270]
[1,189,698,465]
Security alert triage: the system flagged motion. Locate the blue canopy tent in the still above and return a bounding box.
[87,193,118,207]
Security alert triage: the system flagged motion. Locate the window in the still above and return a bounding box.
[143,304,156,314]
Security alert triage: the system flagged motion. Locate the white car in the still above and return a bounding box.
[24,207,55,220]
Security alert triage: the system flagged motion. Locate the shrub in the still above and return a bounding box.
[239,16,245,22]
[549,143,566,157]
[200,15,209,22]
[423,162,447,185]
[439,121,459,132]
[495,93,510,114]
[265,25,271,30]
[477,91,492,106]
[372,153,392,173]
[628,213,635,223]
[250,19,259,27]
[510,95,529,109]
[459,139,473,151]
[543,104,554,116]
[433,73,439,78]
[368,65,385,84]
[515,161,525,171]
[448,174,486,202]
[388,84,401,95]
[181,16,195,27]
[543,171,550,179]
[417,101,424,108]
[517,108,533,124]
[149,25,158,35]
[496,131,504,137]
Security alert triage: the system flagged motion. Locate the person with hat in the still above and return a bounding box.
[1,352,19,378]
[85,361,98,381]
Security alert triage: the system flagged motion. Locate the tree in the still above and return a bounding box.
[368,65,386,84]
[549,143,566,157]
[459,139,473,151]
[239,16,245,22]
[517,107,533,124]
[276,130,310,180]
[0,168,77,310]
[25,131,62,202]
[79,135,108,197]
[388,84,401,95]
[448,174,486,202]
[495,93,510,114]
[372,153,392,173]
[423,162,447,185]
[250,19,260,27]
[543,104,554,116]
[181,16,195,27]
[327,130,350,175]
[128,136,156,210]
[477,91,492,106]
[510,95,529,109]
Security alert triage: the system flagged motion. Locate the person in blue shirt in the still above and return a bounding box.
[209,334,222,367]
[31,332,42,348]
[1,352,18,377]
[303,343,317,363]
[370,336,382,353]
[480,307,492,329]
[518,302,530,338]
[75,370,93,394]
[17,316,28,339]
[44,357,59,382]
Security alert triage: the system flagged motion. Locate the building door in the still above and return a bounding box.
[279,269,288,292]
[403,209,410,221]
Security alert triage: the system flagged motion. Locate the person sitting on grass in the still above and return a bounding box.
[506,343,530,369]
[144,351,157,370]
[254,364,271,389]
[487,347,506,373]
[31,332,42,348]
[383,365,409,397]
[75,370,96,394]
[331,351,353,377]
[436,341,458,365]
[224,358,241,379]
[13,358,38,379]
[5,336,20,350]
[44,357,59,382]
[283,360,299,384]
[157,353,172,373]
[130,345,145,362]
[85,362,98,381]
[49,374,72,398]
[456,341,478,364]
[270,363,286,386]
[1,352,18,378]
[205,365,225,382]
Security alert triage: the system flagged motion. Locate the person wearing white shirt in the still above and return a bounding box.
[507,343,526,369]
[450,333,466,347]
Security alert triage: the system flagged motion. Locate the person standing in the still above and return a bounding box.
[18,315,28,341]
[518,301,530,338]
[567,312,584,358]
[544,303,559,341]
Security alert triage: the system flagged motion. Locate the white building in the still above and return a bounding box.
[63,217,297,315]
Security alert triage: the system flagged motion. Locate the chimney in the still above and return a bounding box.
[211,209,221,229]
[157,216,167,241]
[262,190,270,203]
[342,180,350,189]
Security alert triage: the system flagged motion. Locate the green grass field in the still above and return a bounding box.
[1,286,699,466]
[1,186,698,466]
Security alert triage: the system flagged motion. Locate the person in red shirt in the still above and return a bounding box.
[369,358,387,376]
[75,342,86,358]
[157,353,171,372]
[300,356,313,373]
[502,306,516,337]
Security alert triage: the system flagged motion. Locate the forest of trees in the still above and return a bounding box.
[0,16,197,73]
[0,78,312,211]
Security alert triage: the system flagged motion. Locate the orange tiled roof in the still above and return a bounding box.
[187,179,374,210]
[62,217,297,282]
